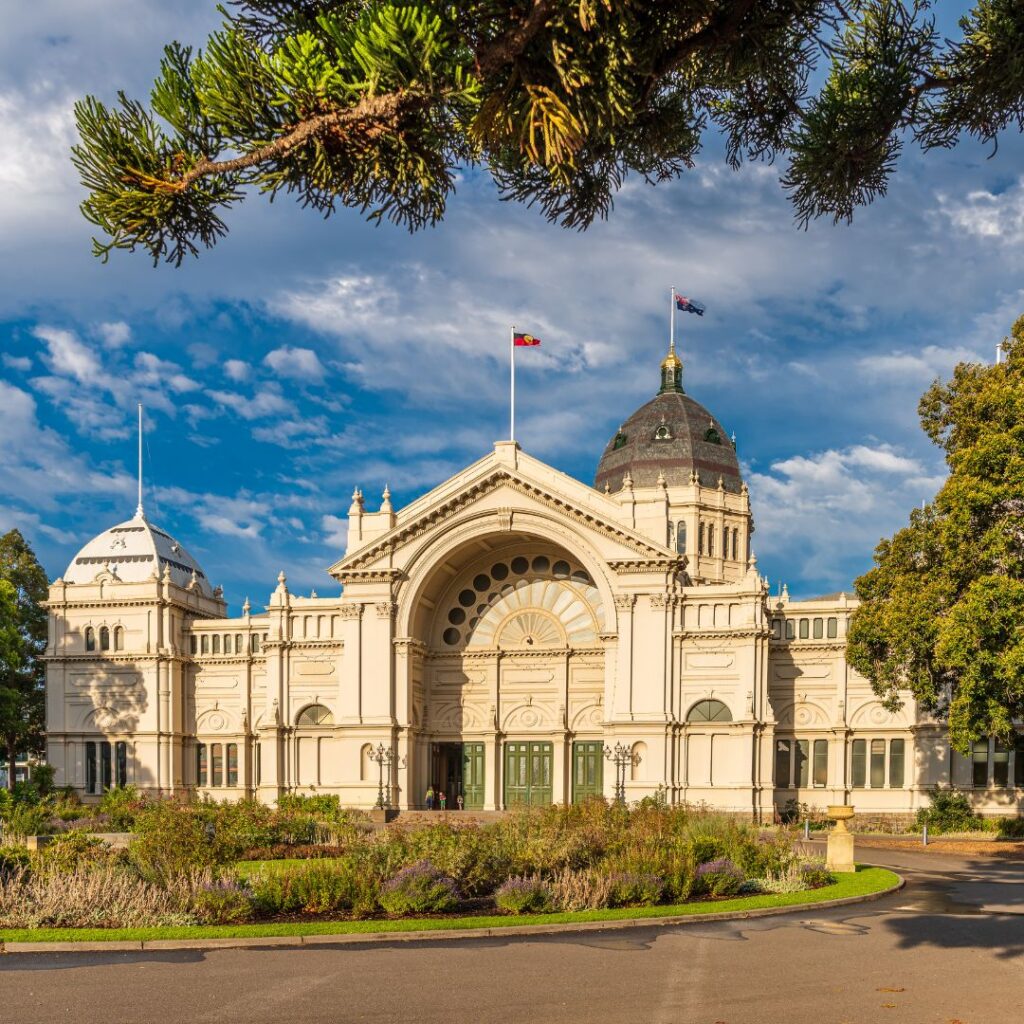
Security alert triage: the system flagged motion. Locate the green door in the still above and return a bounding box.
[573,741,604,803]
[504,742,553,807]
[462,743,485,809]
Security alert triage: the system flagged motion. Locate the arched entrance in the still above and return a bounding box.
[403,532,609,809]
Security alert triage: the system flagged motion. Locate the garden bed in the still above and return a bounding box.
[0,867,899,945]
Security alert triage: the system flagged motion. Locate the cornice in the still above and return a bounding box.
[769,640,848,653]
[674,627,772,641]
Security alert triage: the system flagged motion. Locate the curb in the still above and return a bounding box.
[0,874,904,955]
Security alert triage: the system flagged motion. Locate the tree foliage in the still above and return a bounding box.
[72,0,1024,265]
[0,531,48,790]
[848,315,1024,753]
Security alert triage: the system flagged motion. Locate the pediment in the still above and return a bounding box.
[329,448,677,579]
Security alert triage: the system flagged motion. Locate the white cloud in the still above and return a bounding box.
[858,344,984,383]
[2,353,31,371]
[34,325,102,383]
[96,321,131,348]
[207,385,295,420]
[264,345,327,381]
[321,514,348,548]
[938,179,1024,243]
[224,359,250,382]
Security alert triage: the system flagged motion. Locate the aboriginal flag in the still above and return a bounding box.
[513,332,541,346]
[675,295,705,316]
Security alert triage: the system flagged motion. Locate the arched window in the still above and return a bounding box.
[360,743,373,781]
[85,627,96,652]
[235,633,243,652]
[201,634,209,654]
[223,634,232,655]
[630,741,647,781]
[676,522,687,554]
[99,626,110,651]
[698,522,705,555]
[296,704,335,727]
[687,699,732,723]
[732,528,739,560]
[250,633,260,653]
[667,520,674,547]
[212,634,221,654]
[113,626,125,651]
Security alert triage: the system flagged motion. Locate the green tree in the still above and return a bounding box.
[848,315,1024,754]
[0,531,48,790]
[73,0,1024,265]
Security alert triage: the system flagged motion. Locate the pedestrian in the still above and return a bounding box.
[425,785,434,810]
[439,790,447,811]
[456,793,464,811]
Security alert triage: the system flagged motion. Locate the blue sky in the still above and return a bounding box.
[2,1,1022,609]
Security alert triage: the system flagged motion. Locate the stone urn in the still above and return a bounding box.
[826,805,856,873]
[827,804,855,833]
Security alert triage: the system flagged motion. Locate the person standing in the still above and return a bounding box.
[456,794,464,811]
[425,785,435,810]
[439,790,447,811]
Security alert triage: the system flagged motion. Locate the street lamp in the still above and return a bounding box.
[604,742,641,804]
[368,743,406,809]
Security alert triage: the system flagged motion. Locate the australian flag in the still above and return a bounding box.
[675,294,705,316]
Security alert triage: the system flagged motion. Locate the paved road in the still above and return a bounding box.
[2,847,1022,1024]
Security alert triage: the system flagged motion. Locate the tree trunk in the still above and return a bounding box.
[5,738,15,792]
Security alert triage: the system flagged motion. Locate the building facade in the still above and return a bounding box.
[42,347,1024,817]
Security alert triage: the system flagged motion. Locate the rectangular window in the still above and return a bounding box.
[870,739,885,788]
[190,635,197,655]
[211,744,223,787]
[827,617,838,639]
[1016,735,1024,789]
[796,739,810,788]
[972,739,989,788]
[813,617,823,639]
[86,741,97,794]
[785,619,795,640]
[772,619,782,640]
[993,741,1009,788]
[774,739,792,788]
[851,739,866,788]
[255,743,262,786]
[227,743,238,787]
[889,739,905,789]
[813,739,828,787]
[197,743,208,787]
[115,741,127,788]
[799,618,809,639]
[99,741,112,792]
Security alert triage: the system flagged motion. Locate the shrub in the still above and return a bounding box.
[687,836,727,868]
[277,793,340,815]
[0,846,31,879]
[0,864,196,929]
[379,860,459,916]
[996,817,1024,840]
[694,857,744,897]
[798,861,834,888]
[915,787,985,833]
[549,869,614,911]
[607,871,664,907]
[1,800,50,841]
[494,875,553,915]
[190,877,254,924]
[36,830,107,874]
[130,802,217,880]
[99,786,146,831]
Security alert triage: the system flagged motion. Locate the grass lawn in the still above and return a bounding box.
[0,866,898,944]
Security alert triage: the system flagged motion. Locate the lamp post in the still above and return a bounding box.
[604,742,641,805]
[368,743,406,809]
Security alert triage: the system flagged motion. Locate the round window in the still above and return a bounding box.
[491,562,509,580]
[442,628,460,646]
[448,608,466,625]
[571,569,592,585]
[510,556,529,575]
[531,556,550,573]
[552,560,570,578]
[458,589,475,607]
[473,573,490,591]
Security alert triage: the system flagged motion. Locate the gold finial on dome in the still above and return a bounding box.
[658,341,684,394]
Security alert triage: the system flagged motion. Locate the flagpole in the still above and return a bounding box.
[510,324,515,442]
[669,287,675,352]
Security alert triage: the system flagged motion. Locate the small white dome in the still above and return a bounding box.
[64,512,214,597]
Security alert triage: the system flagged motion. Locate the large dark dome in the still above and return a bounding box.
[595,374,742,494]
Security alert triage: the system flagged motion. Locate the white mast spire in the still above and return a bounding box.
[136,403,145,520]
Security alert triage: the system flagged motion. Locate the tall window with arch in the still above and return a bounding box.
[99,626,110,651]
[676,521,686,554]
[698,522,705,555]
[707,524,715,557]
[85,627,96,652]
[113,626,125,651]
